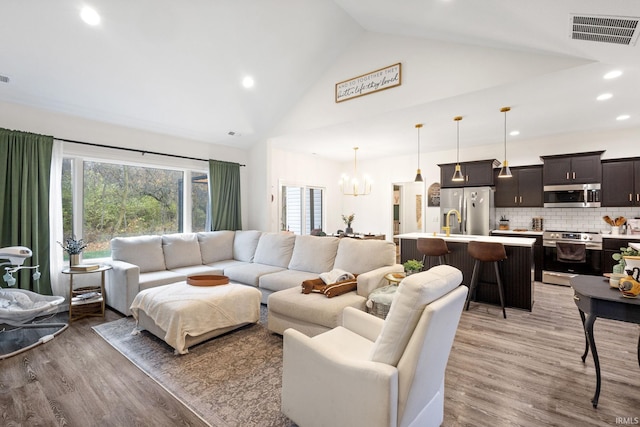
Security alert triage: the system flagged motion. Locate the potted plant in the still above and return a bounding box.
[58,235,88,266]
[342,213,355,234]
[499,215,510,230]
[403,259,424,275]
[612,246,640,274]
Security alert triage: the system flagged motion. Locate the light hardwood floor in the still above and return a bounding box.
[1,282,639,426]
[0,309,209,427]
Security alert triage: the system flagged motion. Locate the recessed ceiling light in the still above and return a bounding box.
[616,114,630,121]
[604,70,622,80]
[242,76,254,89]
[80,6,101,26]
[596,93,613,101]
[509,130,520,136]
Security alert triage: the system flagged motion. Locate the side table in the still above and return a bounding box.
[384,272,406,286]
[62,265,112,322]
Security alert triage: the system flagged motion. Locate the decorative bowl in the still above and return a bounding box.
[187,274,229,286]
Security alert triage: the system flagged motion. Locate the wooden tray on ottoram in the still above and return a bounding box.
[186,274,229,286]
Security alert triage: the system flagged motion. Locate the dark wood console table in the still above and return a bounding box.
[570,275,640,408]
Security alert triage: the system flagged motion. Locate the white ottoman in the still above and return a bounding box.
[130,281,261,354]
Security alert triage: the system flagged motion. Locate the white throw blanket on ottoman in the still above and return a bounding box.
[130,282,261,354]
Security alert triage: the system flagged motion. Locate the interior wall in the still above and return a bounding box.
[272,31,588,137]
[268,147,343,234]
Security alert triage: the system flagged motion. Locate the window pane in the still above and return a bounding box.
[82,162,182,258]
[281,185,324,235]
[283,186,303,234]
[306,187,323,234]
[61,158,73,239]
[191,172,208,232]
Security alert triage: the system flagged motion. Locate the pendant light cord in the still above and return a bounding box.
[456,121,460,163]
[504,109,507,160]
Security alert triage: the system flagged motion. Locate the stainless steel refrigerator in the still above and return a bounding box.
[439,187,495,235]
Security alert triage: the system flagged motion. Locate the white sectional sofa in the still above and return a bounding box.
[104,231,403,321]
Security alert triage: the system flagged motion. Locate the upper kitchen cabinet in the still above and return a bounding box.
[439,159,500,188]
[540,151,603,185]
[602,158,640,206]
[494,165,543,207]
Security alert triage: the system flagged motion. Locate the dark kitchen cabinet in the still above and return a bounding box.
[541,152,603,185]
[440,159,500,188]
[491,231,543,282]
[602,237,640,274]
[494,165,543,207]
[602,158,640,206]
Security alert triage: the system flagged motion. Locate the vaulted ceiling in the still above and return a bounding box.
[1,1,639,161]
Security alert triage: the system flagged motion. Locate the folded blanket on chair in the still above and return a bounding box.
[319,268,355,284]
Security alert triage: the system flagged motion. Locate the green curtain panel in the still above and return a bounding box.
[0,128,53,294]
[208,160,242,231]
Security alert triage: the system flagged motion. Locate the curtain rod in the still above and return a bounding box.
[56,137,246,166]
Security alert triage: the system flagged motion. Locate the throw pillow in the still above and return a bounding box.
[323,279,357,298]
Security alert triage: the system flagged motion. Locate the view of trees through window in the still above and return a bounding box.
[62,158,209,259]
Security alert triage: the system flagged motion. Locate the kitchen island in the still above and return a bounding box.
[396,233,535,311]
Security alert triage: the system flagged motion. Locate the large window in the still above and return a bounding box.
[62,158,209,259]
[281,184,324,235]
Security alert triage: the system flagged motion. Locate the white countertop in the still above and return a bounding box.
[490,229,544,236]
[395,232,536,247]
[601,233,640,240]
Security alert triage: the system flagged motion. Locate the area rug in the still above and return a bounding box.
[92,307,295,427]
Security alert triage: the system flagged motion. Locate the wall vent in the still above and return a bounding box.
[570,14,639,45]
[0,74,9,83]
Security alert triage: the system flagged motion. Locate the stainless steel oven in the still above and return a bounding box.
[542,231,602,285]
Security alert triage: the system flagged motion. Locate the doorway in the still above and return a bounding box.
[392,181,425,257]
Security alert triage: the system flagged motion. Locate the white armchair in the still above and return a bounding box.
[281,265,467,427]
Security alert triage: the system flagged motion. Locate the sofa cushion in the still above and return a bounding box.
[267,286,366,329]
[138,270,185,291]
[198,231,235,264]
[369,265,463,366]
[259,269,320,293]
[111,235,166,273]
[288,235,339,274]
[334,238,396,275]
[233,230,262,262]
[253,232,296,268]
[162,233,202,270]
[224,263,286,287]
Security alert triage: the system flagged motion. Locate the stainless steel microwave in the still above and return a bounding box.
[543,184,601,208]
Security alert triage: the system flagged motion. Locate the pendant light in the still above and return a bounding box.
[451,116,464,182]
[498,106,513,178]
[414,123,424,182]
[340,147,372,196]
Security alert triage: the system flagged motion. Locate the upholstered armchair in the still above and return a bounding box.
[281,265,467,427]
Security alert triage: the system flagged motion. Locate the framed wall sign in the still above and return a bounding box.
[335,63,401,103]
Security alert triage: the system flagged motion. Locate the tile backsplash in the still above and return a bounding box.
[496,207,640,233]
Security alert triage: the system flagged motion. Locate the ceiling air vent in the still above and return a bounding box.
[570,14,640,45]
[0,74,9,83]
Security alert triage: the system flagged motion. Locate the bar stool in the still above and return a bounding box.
[465,241,507,318]
[416,238,450,269]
